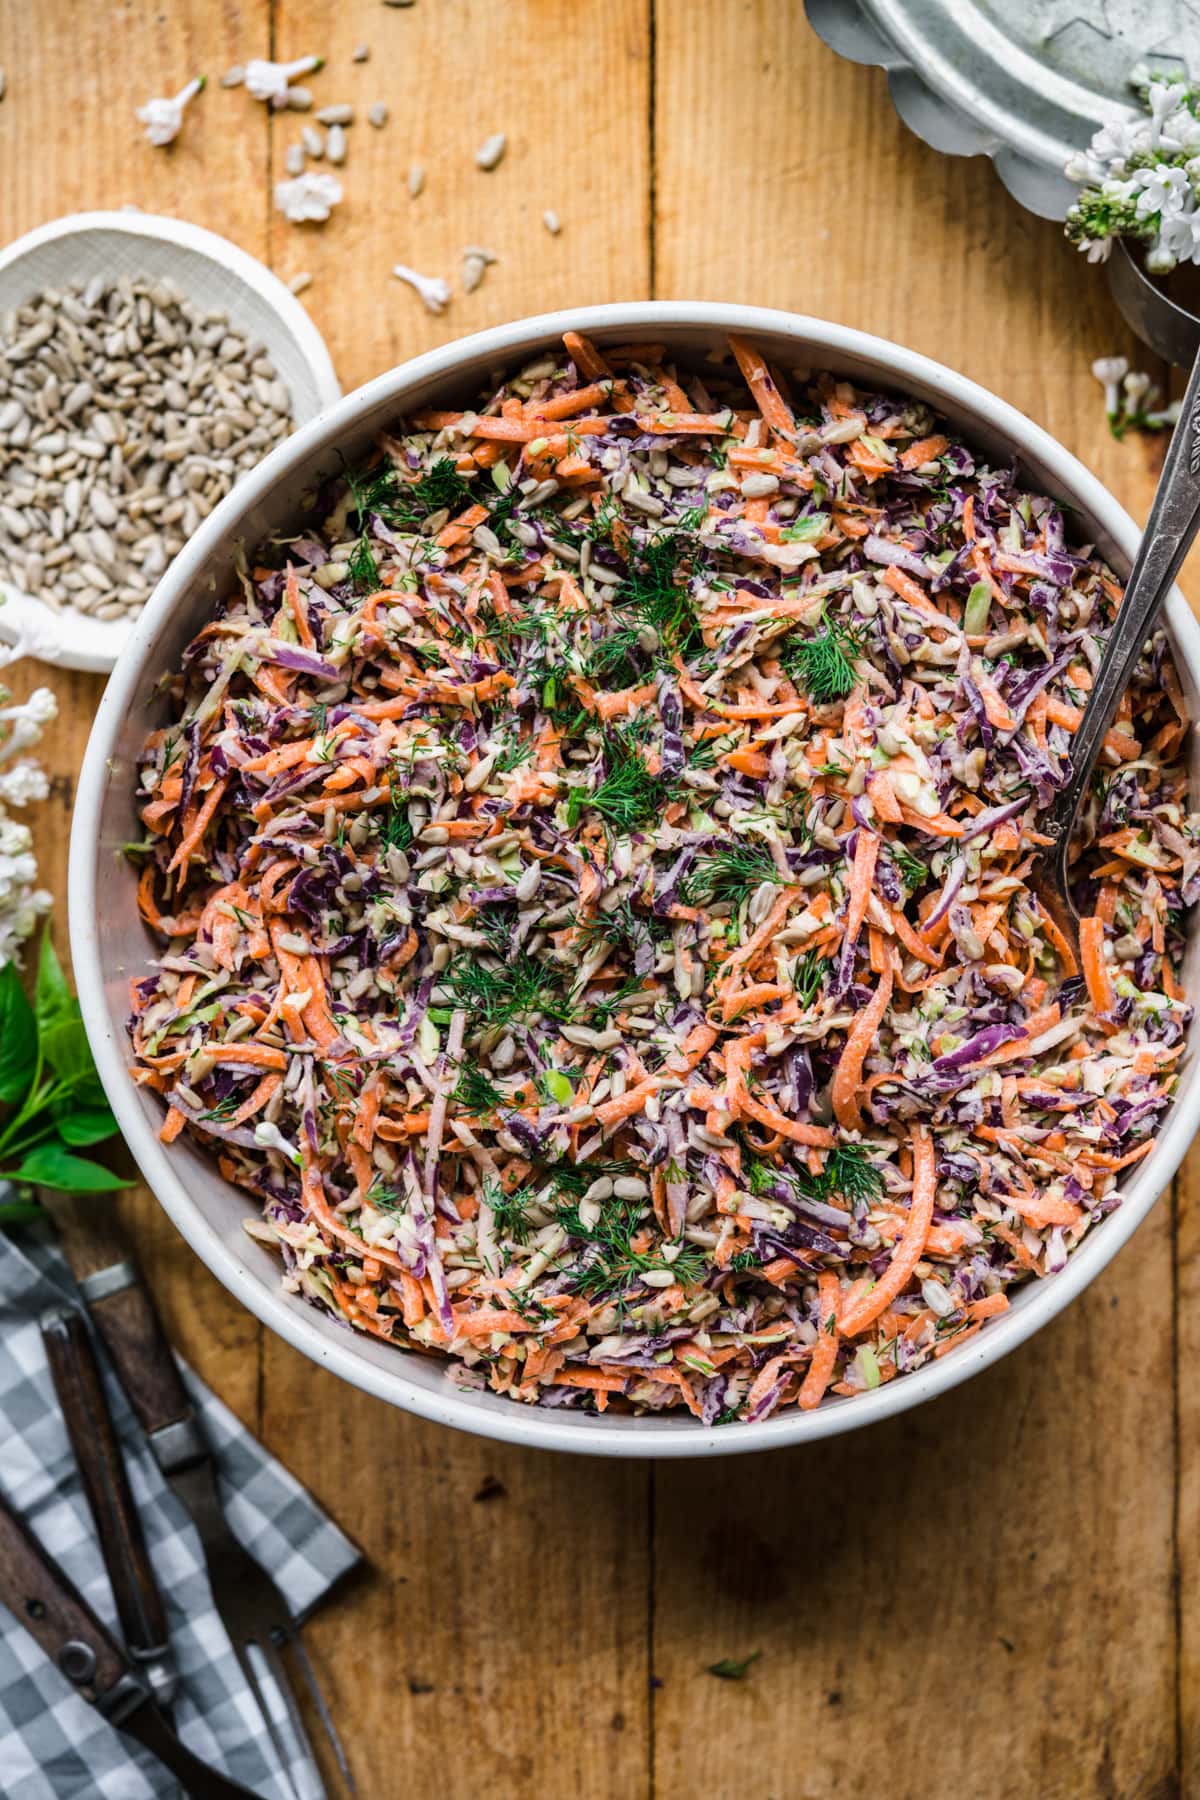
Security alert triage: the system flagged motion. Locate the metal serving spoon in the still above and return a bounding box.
[1033,343,1200,956]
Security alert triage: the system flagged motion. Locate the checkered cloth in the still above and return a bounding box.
[0,1219,362,1800]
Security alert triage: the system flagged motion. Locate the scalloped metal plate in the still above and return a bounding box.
[806,0,1200,221]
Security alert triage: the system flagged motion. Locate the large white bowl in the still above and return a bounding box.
[0,211,341,673]
[69,303,1200,1457]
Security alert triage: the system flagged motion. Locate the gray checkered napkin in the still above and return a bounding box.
[0,1221,361,1800]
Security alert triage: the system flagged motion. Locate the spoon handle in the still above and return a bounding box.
[1043,346,1200,868]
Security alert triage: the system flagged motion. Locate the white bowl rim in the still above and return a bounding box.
[0,209,341,675]
[69,299,1200,1458]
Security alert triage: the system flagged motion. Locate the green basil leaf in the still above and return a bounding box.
[9,1143,128,1191]
[0,964,36,1104]
[54,1104,119,1147]
[35,931,73,1035]
[40,1012,95,1083]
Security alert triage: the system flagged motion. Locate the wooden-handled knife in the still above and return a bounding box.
[40,1303,178,1716]
[0,1490,262,1799]
[40,1189,356,1798]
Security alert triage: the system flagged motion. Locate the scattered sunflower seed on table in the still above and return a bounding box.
[0,276,293,620]
[474,131,506,171]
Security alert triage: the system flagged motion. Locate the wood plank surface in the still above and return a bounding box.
[0,1,1196,1796]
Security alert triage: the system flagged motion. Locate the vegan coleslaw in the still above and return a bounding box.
[128,329,1198,1424]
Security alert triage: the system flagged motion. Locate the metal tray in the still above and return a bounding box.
[806,0,1200,222]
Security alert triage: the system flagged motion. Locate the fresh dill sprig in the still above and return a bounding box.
[795,948,827,1008]
[566,723,668,831]
[579,897,670,952]
[365,1173,404,1215]
[749,1141,882,1208]
[822,1143,884,1202]
[482,1176,537,1245]
[492,727,534,773]
[614,527,703,656]
[452,1065,506,1114]
[200,1090,245,1123]
[556,1196,705,1299]
[538,1158,635,1195]
[583,624,647,687]
[379,767,414,853]
[783,611,865,704]
[343,456,472,591]
[346,533,379,594]
[588,972,654,1026]
[409,457,473,517]
[891,845,927,893]
[441,949,570,1027]
[681,839,783,910]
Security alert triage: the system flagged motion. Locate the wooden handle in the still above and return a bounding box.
[0,1493,129,1702]
[38,1190,128,1282]
[41,1308,170,1657]
[40,1191,193,1438]
[88,1281,193,1439]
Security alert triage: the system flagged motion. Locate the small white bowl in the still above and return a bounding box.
[0,211,341,674]
[70,303,1200,1458]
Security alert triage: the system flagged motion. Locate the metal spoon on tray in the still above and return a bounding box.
[1032,343,1200,959]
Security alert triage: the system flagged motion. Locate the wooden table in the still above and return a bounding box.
[2,5,1196,1795]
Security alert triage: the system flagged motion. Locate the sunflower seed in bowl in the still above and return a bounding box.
[0,274,295,623]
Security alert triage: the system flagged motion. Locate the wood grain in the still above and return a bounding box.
[253,8,655,1792]
[2,1,1198,1795]
[652,5,1191,1798]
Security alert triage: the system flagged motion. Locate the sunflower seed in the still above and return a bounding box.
[316,103,354,125]
[0,276,293,618]
[474,132,506,171]
[301,123,325,158]
[542,209,562,235]
[407,161,424,196]
[368,101,389,128]
[352,43,371,61]
[326,123,348,165]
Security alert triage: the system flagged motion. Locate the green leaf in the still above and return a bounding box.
[54,1105,119,1147]
[40,1011,96,1084]
[706,1651,762,1681]
[35,932,73,1035]
[0,964,36,1105]
[0,1200,46,1225]
[8,1143,128,1192]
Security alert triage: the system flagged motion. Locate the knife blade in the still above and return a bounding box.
[40,1190,356,1798]
[0,1488,263,1800]
[40,1302,178,1718]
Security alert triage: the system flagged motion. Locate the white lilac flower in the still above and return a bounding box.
[1135,161,1192,217]
[0,815,50,970]
[0,762,49,807]
[1150,206,1200,271]
[136,76,205,147]
[1065,75,1200,271]
[1092,356,1129,418]
[0,686,56,762]
[0,684,54,969]
[274,172,343,224]
[245,55,323,103]
[392,263,451,314]
[1147,81,1189,147]
[1123,369,1152,410]
[254,1120,302,1164]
